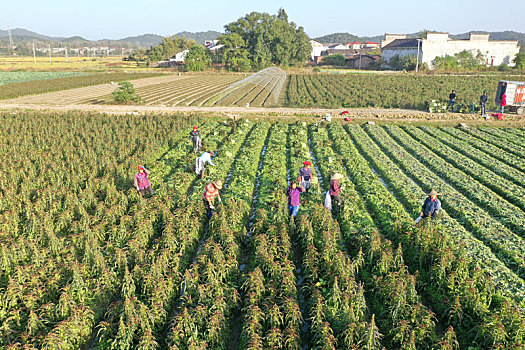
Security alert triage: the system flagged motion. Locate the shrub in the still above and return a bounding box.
[111,81,142,104]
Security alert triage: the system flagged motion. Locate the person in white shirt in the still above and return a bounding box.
[195,151,215,179]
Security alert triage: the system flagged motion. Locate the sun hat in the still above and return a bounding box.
[428,189,441,196]
[213,179,223,189]
[303,161,312,166]
[331,173,344,181]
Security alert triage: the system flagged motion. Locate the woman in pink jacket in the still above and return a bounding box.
[134,165,154,198]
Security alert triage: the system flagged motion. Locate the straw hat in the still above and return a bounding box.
[213,180,223,189]
[331,173,344,181]
[428,189,440,196]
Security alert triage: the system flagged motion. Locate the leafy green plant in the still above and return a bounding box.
[111,81,142,104]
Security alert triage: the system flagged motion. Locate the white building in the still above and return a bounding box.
[381,32,520,68]
[169,49,190,64]
[310,40,327,60]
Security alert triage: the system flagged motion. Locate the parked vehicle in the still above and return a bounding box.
[496,80,525,115]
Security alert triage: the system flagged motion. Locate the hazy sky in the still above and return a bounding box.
[2,0,524,40]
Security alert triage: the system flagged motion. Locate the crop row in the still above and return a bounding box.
[418,126,525,189]
[166,121,270,348]
[308,123,443,348]
[0,72,163,100]
[284,73,525,110]
[344,123,525,301]
[401,125,525,214]
[0,112,200,348]
[460,127,525,159]
[327,122,525,348]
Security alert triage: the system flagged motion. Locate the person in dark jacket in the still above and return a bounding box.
[415,190,441,223]
[447,90,456,111]
[287,181,305,218]
[190,126,202,153]
[480,92,488,118]
[329,173,344,214]
[298,161,312,192]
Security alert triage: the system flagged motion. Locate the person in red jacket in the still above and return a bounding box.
[500,94,507,113]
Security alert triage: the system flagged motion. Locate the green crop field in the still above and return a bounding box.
[0,111,524,349]
[284,73,525,111]
[0,71,86,86]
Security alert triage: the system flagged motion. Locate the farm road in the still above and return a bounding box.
[2,102,525,124]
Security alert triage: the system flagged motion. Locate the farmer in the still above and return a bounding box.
[190,126,202,153]
[298,161,312,192]
[203,180,222,219]
[415,190,442,223]
[195,151,215,179]
[134,165,154,198]
[287,180,305,218]
[329,173,344,214]
[500,93,507,113]
[480,91,488,118]
[447,90,456,111]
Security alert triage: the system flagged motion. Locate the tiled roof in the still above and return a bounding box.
[383,38,419,49]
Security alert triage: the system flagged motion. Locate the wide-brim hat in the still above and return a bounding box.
[331,173,344,181]
[303,161,312,166]
[213,180,223,189]
[428,189,441,196]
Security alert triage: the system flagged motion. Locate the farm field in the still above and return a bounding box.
[0,56,139,71]
[83,74,244,106]
[0,71,86,85]
[1,111,524,349]
[0,72,164,101]
[285,73,525,110]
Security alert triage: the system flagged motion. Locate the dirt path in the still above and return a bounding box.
[1,102,524,125]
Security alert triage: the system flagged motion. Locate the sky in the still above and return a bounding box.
[1,0,524,40]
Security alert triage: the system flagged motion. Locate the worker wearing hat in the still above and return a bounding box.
[190,126,202,153]
[134,165,154,198]
[415,190,442,223]
[329,173,344,214]
[298,161,313,192]
[203,179,223,219]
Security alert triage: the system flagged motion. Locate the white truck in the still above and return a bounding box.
[496,80,525,115]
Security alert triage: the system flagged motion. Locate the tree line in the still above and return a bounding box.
[129,8,311,72]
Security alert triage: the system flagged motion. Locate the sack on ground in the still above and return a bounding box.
[324,191,332,210]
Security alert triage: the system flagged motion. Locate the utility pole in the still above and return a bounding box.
[65,46,68,62]
[32,43,36,64]
[415,39,421,73]
[7,21,14,58]
[48,44,51,63]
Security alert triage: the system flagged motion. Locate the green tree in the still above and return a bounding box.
[322,54,347,66]
[514,52,525,71]
[222,8,311,70]
[112,81,142,104]
[217,33,252,72]
[184,45,212,71]
[390,55,417,71]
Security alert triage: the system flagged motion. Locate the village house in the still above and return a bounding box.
[381,32,520,68]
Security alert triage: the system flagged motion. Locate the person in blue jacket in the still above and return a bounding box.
[415,190,441,223]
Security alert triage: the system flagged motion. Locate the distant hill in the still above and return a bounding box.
[314,32,382,44]
[0,29,222,49]
[315,31,525,50]
[172,31,222,43]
